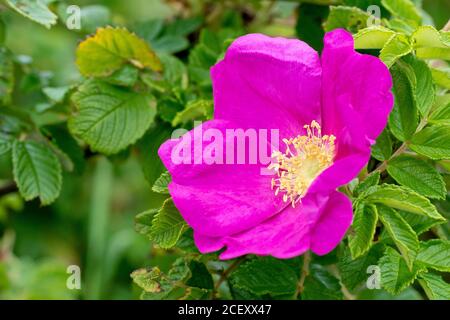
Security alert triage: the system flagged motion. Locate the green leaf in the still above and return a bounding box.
[104,65,139,87]
[388,63,418,141]
[338,244,384,291]
[172,99,213,127]
[359,184,445,221]
[349,203,378,258]
[412,26,450,60]
[131,267,163,293]
[12,140,62,205]
[416,240,450,272]
[134,208,158,239]
[387,156,446,199]
[371,128,392,161]
[381,0,421,24]
[6,0,57,28]
[0,133,12,156]
[160,54,187,85]
[429,96,450,125]
[186,261,214,290]
[152,171,171,194]
[418,273,450,300]
[323,6,370,33]
[69,80,156,155]
[404,55,435,117]
[409,125,450,160]
[354,26,396,49]
[150,198,188,249]
[302,264,343,300]
[380,34,412,69]
[398,210,443,235]
[377,205,419,269]
[354,171,381,196]
[431,68,450,90]
[230,257,298,296]
[379,247,425,294]
[76,27,162,77]
[136,121,173,186]
[0,47,14,106]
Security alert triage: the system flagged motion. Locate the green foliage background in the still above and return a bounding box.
[0,0,449,300]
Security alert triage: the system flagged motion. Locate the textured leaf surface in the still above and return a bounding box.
[380,34,412,68]
[231,257,298,296]
[76,27,162,77]
[387,156,446,199]
[152,171,171,194]
[360,184,444,221]
[378,205,419,269]
[302,264,343,300]
[354,26,395,49]
[418,273,450,300]
[349,203,378,258]
[381,0,421,24]
[416,240,450,272]
[379,247,424,294]
[12,140,62,205]
[323,6,369,33]
[409,125,450,160]
[69,80,156,155]
[150,198,188,249]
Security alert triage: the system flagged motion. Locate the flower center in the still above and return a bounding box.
[268,120,336,207]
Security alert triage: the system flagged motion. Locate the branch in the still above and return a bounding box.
[212,257,245,299]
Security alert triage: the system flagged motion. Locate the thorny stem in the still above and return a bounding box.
[212,257,245,299]
[295,251,311,299]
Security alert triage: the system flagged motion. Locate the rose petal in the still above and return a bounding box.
[212,33,322,140]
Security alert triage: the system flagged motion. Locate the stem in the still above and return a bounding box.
[212,257,245,298]
[295,251,311,299]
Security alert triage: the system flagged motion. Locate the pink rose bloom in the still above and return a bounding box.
[159,29,393,259]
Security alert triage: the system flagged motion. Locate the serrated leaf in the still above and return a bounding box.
[354,171,380,196]
[6,0,57,28]
[416,240,450,272]
[354,26,396,49]
[150,198,188,249]
[381,0,421,24]
[418,273,450,300]
[323,6,369,33]
[409,125,450,160]
[404,55,435,117]
[379,247,424,294]
[152,171,171,194]
[388,63,418,141]
[76,27,162,77]
[349,203,378,259]
[359,184,445,221]
[339,244,384,291]
[387,156,446,199]
[135,208,158,238]
[302,264,343,300]
[380,34,412,69]
[12,140,62,205]
[371,128,392,161]
[230,257,298,296]
[398,210,443,235]
[171,99,213,127]
[69,80,156,155]
[377,205,419,269]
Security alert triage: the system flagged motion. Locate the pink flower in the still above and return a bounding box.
[158,29,393,259]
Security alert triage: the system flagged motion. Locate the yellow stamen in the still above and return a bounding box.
[268,120,335,208]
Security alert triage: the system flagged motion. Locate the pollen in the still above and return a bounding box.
[268,120,336,208]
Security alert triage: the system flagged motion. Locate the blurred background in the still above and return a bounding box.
[0,0,449,300]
